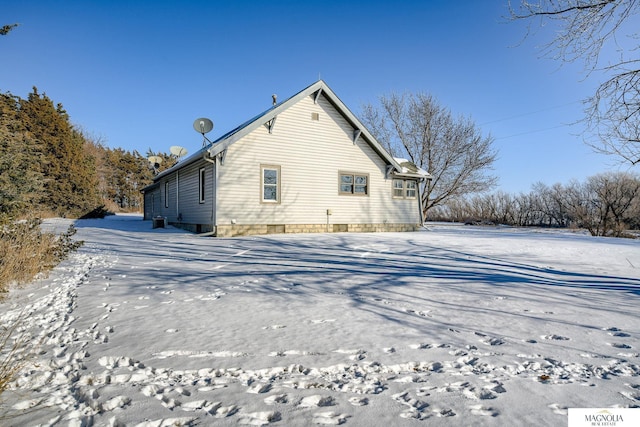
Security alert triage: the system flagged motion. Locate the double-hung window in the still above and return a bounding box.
[261,165,281,203]
[393,179,404,197]
[393,179,417,199]
[339,172,368,196]
[406,180,417,198]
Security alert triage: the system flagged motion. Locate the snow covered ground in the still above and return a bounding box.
[1,214,639,426]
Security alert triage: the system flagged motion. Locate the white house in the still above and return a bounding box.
[142,80,430,237]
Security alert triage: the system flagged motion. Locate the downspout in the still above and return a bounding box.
[176,171,179,222]
[416,177,426,227]
[203,152,217,233]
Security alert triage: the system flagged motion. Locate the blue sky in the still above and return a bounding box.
[1,0,630,193]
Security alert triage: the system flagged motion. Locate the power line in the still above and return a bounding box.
[480,100,582,126]
[494,123,575,141]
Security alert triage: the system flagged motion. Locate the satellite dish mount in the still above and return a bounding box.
[147,155,163,174]
[193,117,214,147]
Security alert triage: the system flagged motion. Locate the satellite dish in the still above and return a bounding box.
[193,117,214,134]
[147,156,163,165]
[147,155,163,174]
[170,146,188,158]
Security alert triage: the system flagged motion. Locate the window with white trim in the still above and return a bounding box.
[393,179,417,199]
[406,180,417,198]
[199,167,206,204]
[339,172,368,195]
[261,165,281,203]
[164,181,169,208]
[393,179,404,197]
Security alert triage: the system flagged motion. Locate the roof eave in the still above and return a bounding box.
[155,80,406,179]
[392,172,432,180]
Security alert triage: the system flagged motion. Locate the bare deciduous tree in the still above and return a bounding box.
[508,0,640,165]
[361,93,498,218]
[587,172,640,235]
[430,172,640,237]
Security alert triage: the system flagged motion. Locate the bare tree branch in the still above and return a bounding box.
[509,0,640,164]
[361,93,497,218]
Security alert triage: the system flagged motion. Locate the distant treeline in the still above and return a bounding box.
[0,88,176,222]
[428,173,640,237]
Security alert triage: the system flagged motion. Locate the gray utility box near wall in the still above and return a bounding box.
[152,217,167,229]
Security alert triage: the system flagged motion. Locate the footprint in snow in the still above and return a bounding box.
[312,411,350,425]
[469,404,499,417]
[348,396,368,406]
[12,398,43,411]
[102,395,131,411]
[180,400,207,412]
[237,411,281,425]
[310,319,336,324]
[619,390,640,402]
[482,337,505,346]
[541,334,570,341]
[262,325,286,330]
[463,388,497,400]
[264,394,289,405]
[409,343,433,350]
[610,332,631,337]
[247,383,272,394]
[432,407,456,417]
[299,395,335,408]
[334,348,367,361]
[610,343,632,349]
[393,391,430,420]
[548,403,568,415]
[404,309,431,317]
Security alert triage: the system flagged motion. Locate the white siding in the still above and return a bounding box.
[216,94,419,226]
[176,160,215,226]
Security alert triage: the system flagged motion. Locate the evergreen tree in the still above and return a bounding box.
[18,88,100,217]
[0,92,45,220]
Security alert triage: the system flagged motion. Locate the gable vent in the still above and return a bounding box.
[311,112,320,121]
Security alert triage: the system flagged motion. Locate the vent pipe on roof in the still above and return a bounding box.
[272,94,277,106]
